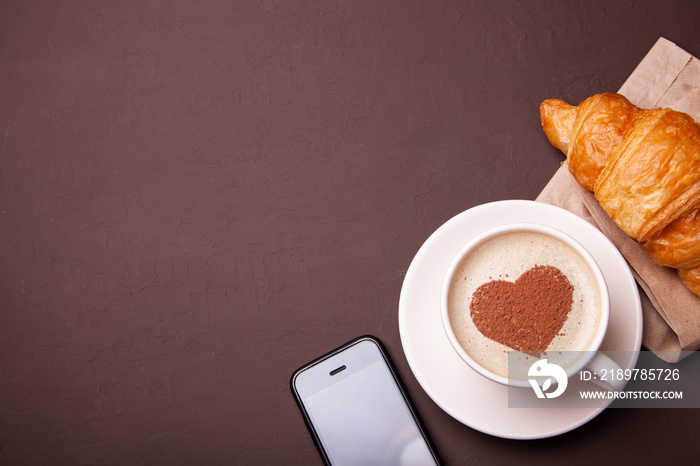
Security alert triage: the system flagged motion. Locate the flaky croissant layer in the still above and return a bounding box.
[540,93,700,298]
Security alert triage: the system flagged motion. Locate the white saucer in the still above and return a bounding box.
[398,200,643,440]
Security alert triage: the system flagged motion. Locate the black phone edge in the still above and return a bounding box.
[289,334,443,466]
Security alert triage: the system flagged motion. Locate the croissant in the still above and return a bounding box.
[540,93,700,298]
[679,266,700,297]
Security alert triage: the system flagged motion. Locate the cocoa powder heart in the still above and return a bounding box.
[469,265,574,353]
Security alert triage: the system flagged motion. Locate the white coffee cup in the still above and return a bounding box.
[441,223,625,391]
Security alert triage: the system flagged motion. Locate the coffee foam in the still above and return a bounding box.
[447,231,602,379]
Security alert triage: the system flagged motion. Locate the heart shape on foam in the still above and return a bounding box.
[470,265,574,353]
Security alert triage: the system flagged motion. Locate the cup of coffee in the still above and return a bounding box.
[441,223,624,390]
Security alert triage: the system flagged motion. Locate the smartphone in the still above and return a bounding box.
[291,335,441,466]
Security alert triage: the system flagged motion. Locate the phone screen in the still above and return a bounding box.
[292,337,439,466]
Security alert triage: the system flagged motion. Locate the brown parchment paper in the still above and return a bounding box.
[537,37,700,363]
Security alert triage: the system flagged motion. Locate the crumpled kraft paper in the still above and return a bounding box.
[536,37,700,363]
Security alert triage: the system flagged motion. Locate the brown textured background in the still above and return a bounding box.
[1,1,699,464]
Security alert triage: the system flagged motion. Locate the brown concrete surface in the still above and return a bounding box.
[1,1,699,464]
